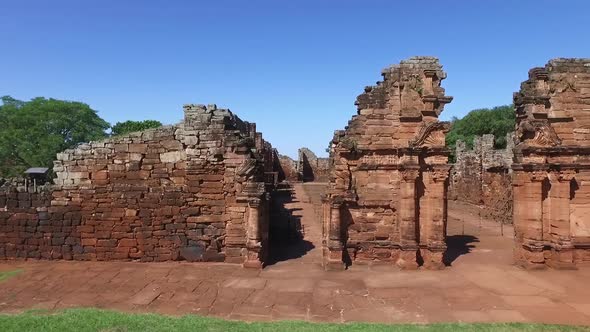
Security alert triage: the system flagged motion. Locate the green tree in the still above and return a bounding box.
[0,96,110,177]
[446,105,516,160]
[111,120,162,136]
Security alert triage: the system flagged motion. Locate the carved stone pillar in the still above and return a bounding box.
[547,170,576,269]
[324,198,345,270]
[243,198,262,268]
[397,168,419,269]
[514,171,546,268]
[421,166,449,270]
[321,195,330,249]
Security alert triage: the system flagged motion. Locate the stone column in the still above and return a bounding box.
[421,166,449,270]
[397,168,419,269]
[243,198,262,268]
[324,198,345,270]
[513,171,546,268]
[548,170,576,269]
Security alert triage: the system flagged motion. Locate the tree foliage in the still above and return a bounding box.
[0,96,110,177]
[111,120,162,136]
[446,105,516,155]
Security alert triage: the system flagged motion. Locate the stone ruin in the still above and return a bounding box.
[3,56,590,272]
[278,155,299,182]
[276,148,329,183]
[513,58,590,269]
[450,133,514,223]
[298,148,330,182]
[0,104,281,267]
[323,56,453,270]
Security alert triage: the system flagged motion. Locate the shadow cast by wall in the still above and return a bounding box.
[443,234,479,266]
[265,186,315,266]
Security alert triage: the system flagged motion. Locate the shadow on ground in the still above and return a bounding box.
[265,185,315,266]
[443,235,479,266]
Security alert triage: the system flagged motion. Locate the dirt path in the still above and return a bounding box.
[1,184,590,325]
[265,183,324,269]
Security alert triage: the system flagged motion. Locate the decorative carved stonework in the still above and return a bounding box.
[431,167,450,183]
[529,170,548,182]
[324,56,452,270]
[248,197,261,208]
[410,121,451,148]
[553,76,578,93]
[516,119,562,147]
[400,169,420,181]
[236,159,258,179]
[513,58,590,269]
[554,170,576,182]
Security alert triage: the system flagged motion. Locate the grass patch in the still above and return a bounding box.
[0,269,22,283]
[0,308,586,332]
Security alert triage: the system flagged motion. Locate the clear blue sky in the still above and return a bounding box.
[2,1,589,158]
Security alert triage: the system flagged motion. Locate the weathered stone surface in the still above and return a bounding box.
[298,148,329,182]
[449,134,514,224]
[323,56,453,269]
[0,104,280,267]
[512,58,590,269]
[278,155,298,182]
[274,149,329,183]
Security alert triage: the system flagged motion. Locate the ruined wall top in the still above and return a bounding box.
[183,104,255,137]
[334,56,453,151]
[455,133,514,172]
[53,103,267,188]
[514,58,590,149]
[355,56,451,116]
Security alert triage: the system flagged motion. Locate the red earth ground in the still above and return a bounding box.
[1,183,589,325]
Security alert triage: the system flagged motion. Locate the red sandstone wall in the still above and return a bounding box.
[324,56,453,270]
[278,156,298,182]
[449,135,514,223]
[298,148,330,182]
[0,104,275,265]
[0,189,52,259]
[513,58,590,268]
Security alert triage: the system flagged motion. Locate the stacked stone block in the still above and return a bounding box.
[323,56,453,270]
[513,58,590,269]
[297,148,330,182]
[0,104,276,267]
[278,155,299,182]
[450,134,514,223]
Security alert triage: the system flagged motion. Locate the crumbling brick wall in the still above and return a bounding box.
[513,58,590,269]
[0,104,276,267]
[0,187,52,259]
[278,155,298,182]
[323,56,453,270]
[450,134,514,223]
[298,148,330,182]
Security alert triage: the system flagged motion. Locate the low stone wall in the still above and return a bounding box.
[0,187,52,259]
[0,104,277,267]
[449,134,513,223]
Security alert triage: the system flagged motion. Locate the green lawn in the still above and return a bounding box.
[0,309,587,332]
[0,269,22,283]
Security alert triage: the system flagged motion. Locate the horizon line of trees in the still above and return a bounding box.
[0,96,163,178]
[445,104,516,162]
[0,95,517,178]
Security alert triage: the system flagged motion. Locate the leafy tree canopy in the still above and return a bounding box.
[111,120,162,136]
[0,96,110,177]
[446,105,516,154]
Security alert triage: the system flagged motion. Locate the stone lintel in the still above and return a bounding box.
[516,146,590,156]
[512,163,589,172]
[421,95,453,104]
